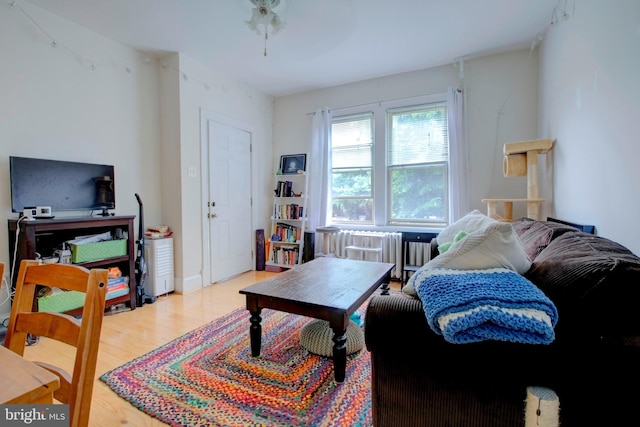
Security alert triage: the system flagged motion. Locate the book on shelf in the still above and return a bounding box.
[273,203,304,219]
[270,244,300,265]
[108,276,129,288]
[271,222,301,243]
[106,287,131,300]
[275,180,292,197]
[274,180,302,197]
[107,281,128,292]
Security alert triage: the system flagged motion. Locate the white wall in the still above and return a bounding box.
[464,50,542,212]
[161,53,274,292]
[0,2,161,317]
[273,48,542,227]
[0,2,274,323]
[539,0,640,255]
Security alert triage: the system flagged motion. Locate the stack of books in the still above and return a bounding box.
[274,180,294,197]
[271,245,300,265]
[273,203,304,220]
[107,276,130,300]
[273,222,301,242]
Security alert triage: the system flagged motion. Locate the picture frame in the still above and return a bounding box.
[280,154,306,175]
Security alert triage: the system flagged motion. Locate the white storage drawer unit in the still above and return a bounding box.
[144,237,175,297]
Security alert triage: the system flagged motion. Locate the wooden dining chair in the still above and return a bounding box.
[4,259,108,427]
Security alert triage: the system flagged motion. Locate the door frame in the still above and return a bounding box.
[200,108,255,286]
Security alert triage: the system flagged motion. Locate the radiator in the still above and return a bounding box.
[318,230,432,280]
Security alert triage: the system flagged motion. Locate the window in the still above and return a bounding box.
[330,94,449,227]
[387,103,448,225]
[331,113,374,223]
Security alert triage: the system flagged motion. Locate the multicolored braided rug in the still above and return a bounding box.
[100,303,372,426]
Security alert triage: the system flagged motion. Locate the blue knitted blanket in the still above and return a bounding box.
[414,267,558,344]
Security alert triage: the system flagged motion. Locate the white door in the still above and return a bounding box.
[207,120,253,283]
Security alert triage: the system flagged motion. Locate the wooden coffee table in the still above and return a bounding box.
[239,257,394,382]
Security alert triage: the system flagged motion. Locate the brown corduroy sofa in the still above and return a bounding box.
[364,217,640,426]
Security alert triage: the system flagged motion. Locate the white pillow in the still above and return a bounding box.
[403,220,532,298]
[428,221,531,273]
[436,210,497,246]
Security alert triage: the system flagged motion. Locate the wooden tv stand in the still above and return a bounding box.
[7,215,137,314]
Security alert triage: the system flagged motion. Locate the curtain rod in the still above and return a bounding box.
[306,88,462,115]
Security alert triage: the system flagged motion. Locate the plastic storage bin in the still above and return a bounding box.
[70,239,127,263]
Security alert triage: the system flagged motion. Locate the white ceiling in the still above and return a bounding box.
[25,0,559,97]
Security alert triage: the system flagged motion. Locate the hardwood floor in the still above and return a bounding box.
[23,270,278,427]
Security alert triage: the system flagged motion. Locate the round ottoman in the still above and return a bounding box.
[299,319,364,357]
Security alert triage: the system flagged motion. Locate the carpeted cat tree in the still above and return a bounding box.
[482,138,554,221]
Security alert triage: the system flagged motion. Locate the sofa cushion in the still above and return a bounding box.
[404,220,531,297]
[512,217,582,260]
[525,232,640,337]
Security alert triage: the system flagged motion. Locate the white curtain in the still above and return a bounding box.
[447,87,469,223]
[307,107,332,232]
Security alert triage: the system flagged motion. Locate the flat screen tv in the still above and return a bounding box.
[9,156,115,214]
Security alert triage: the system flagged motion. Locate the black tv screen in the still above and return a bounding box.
[9,156,115,213]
